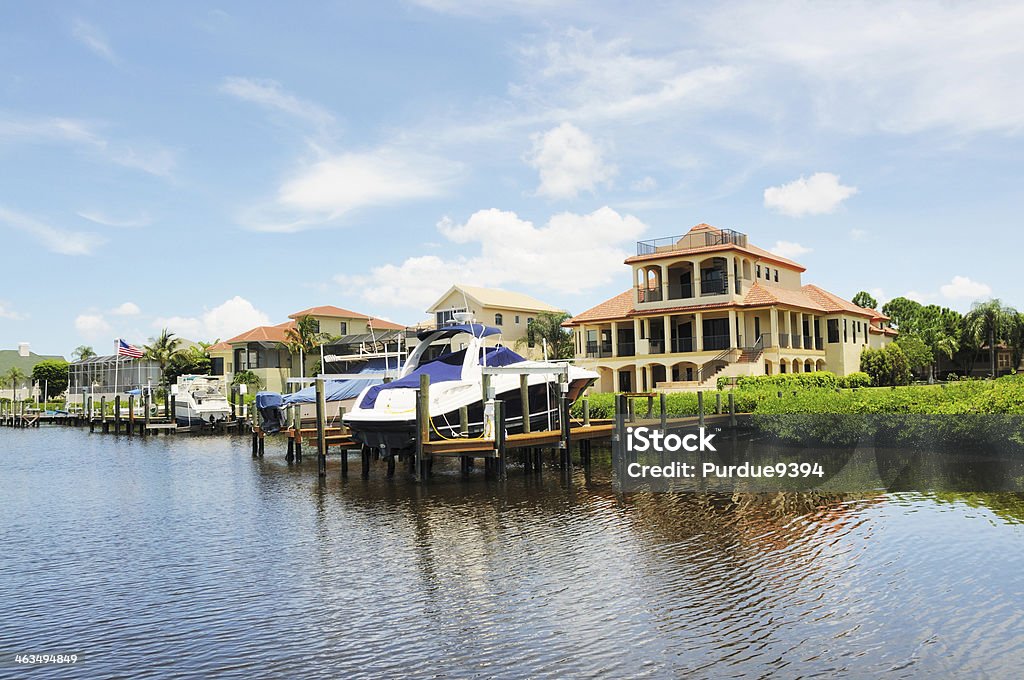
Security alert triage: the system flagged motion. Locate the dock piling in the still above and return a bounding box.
[414,373,430,481]
[315,377,327,477]
[697,391,705,429]
[114,396,122,434]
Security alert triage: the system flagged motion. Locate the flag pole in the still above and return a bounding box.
[114,338,119,396]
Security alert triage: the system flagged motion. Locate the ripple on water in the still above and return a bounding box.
[0,428,1023,678]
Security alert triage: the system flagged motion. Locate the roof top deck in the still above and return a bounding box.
[636,228,748,256]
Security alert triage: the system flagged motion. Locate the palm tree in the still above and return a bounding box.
[73,345,96,361]
[2,367,29,401]
[965,299,1017,377]
[519,312,575,360]
[144,329,182,386]
[284,316,329,376]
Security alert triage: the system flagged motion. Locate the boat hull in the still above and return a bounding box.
[174,405,231,427]
[345,377,594,453]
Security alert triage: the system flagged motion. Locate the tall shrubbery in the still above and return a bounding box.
[860,344,911,386]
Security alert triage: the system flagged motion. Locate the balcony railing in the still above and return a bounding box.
[815,337,823,350]
[671,337,694,353]
[667,283,694,300]
[700,274,729,296]
[779,333,790,348]
[649,339,665,354]
[637,229,748,256]
[636,286,662,303]
[803,335,812,349]
[703,334,730,351]
[585,341,613,358]
[617,341,636,357]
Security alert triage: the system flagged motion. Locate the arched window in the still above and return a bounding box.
[494,313,503,326]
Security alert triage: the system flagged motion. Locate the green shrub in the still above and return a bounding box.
[838,372,871,389]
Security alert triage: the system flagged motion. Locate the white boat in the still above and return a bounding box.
[173,374,231,426]
[343,322,597,454]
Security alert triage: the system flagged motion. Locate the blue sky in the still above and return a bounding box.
[1,1,1022,357]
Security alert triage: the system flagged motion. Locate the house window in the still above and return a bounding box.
[774,270,779,282]
[756,264,761,277]
[843,319,848,343]
[515,315,520,324]
[827,319,839,343]
[310,319,320,333]
[495,313,504,326]
[765,267,770,280]
[340,321,348,335]
[436,307,467,326]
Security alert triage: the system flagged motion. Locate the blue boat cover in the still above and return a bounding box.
[256,391,284,409]
[280,359,388,406]
[358,346,525,409]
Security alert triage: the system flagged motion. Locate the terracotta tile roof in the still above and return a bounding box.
[225,321,296,344]
[565,290,634,325]
[367,317,406,331]
[288,305,373,320]
[742,282,826,311]
[206,341,232,352]
[802,285,877,318]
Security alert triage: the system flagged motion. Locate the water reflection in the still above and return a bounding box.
[0,428,1022,678]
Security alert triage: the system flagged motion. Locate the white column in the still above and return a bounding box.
[660,264,669,301]
[737,310,746,348]
[633,317,642,345]
[770,307,779,348]
[728,309,738,349]
[612,368,620,392]
[797,312,804,349]
[695,312,704,352]
[610,321,619,357]
[663,314,672,353]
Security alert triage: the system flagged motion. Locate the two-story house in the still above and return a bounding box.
[564,223,895,392]
[206,305,405,392]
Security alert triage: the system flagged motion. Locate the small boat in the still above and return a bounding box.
[343,322,597,454]
[173,374,231,426]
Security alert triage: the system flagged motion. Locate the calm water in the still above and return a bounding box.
[2,427,1023,678]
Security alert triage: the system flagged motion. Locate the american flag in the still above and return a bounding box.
[116,338,144,358]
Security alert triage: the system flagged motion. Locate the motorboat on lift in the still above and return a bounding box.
[173,374,231,426]
[343,320,597,453]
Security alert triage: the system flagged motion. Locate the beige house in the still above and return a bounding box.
[427,284,564,357]
[206,305,405,392]
[564,223,896,392]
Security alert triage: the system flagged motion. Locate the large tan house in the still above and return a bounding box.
[564,223,896,392]
[206,305,404,392]
[427,284,564,357]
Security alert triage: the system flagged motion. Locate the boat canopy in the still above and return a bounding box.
[358,346,524,409]
[416,323,500,341]
[281,359,388,406]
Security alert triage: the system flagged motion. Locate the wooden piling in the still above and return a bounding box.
[583,397,590,426]
[715,392,722,414]
[143,390,150,436]
[361,444,371,479]
[559,379,571,470]
[495,400,506,480]
[697,391,705,429]
[315,378,327,477]
[415,373,430,481]
[128,395,135,437]
[114,396,122,434]
[660,393,667,431]
[729,392,736,427]
[101,396,108,433]
[519,374,531,434]
[459,405,470,475]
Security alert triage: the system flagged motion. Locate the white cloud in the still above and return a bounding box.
[71,19,116,64]
[153,296,271,342]
[700,1,1024,135]
[768,240,812,260]
[75,314,112,340]
[111,302,141,316]
[241,149,457,232]
[77,209,151,228]
[849,228,867,240]
[763,172,857,217]
[0,206,103,255]
[527,123,615,199]
[631,176,658,192]
[517,28,741,124]
[336,206,646,312]
[903,290,934,305]
[220,77,335,130]
[940,275,992,300]
[0,302,24,320]
[0,116,176,177]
